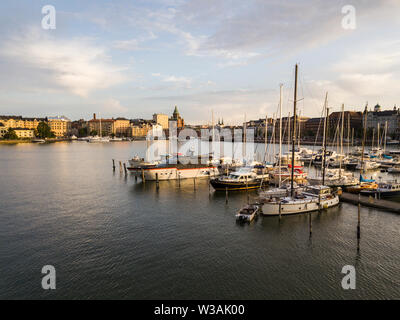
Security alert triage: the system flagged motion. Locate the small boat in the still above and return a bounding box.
[88,136,110,143]
[236,204,260,222]
[110,137,123,142]
[360,181,400,198]
[32,139,45,143]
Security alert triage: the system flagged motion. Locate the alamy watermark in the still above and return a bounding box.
[41,5,56,30]
[341,265,356,290]
[41,265,56,290]
[341,5,356,30]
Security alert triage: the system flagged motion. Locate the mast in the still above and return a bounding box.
[384,121,388,154]
[322,93,329,185]
[279,84,283,188]
[360,104,368,180]
[290,64,298,197]
[339,104,344,179]
[264,114,268,163]
[347,114,350,155]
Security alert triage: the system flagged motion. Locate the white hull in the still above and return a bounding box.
[262,195,339,215]
[131,166,220,180]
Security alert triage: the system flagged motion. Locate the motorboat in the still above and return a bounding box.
[210,167,268,191]
[236,204,260,222]
[360,181,400,198]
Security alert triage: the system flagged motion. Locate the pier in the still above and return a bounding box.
[340,192,400,214]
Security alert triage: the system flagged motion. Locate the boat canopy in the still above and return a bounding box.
[360,175,375,183]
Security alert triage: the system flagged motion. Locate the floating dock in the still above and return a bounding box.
[340,192,400,214]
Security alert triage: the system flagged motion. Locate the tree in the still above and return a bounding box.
[36,122,55,138]
[78,127,88,137]
[90,130,97,136]
[3,128,18,140]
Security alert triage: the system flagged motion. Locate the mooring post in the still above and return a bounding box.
[123,163,127,175]
[309,212,312,237]
[141,168,145,183]
[225,187,228,204]
[119,161,123,173]
[357,194,361,241]
[193,178,196,191]
[246,176,249,204]
[178,172,181,187]
[156,173,159,190]
[279,201,282,221]
[112,159,115,171]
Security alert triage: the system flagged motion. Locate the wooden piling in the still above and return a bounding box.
[225,187,228,204]
[193,178,196,191]
[123,163,127,175]
[112,159,115,171]
[141,168,145,183]
[119,161,123,172]
[309,212,312,237]
[156,173,159,190]
[278,201,282,221]
[357,194,361,240]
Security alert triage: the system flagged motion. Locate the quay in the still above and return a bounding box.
[340,192,400,214]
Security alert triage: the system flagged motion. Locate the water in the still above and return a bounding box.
[0,142,399,299]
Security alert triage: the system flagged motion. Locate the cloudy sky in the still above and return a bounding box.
[0,0,399,124]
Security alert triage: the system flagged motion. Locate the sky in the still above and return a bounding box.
[0,0,399,125]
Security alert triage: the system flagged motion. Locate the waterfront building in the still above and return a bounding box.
[153,113,169,129]
[366,104,399,135]
[88,114,114,136]
[130,119,154,138]
[0,123,7,138]
[13,128,35,139]
[169,106,184,128]
[48,116,71,137]
[113,118,131,137]
[0,115,47,130]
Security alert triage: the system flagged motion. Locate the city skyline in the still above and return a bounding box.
[1,1,400,124]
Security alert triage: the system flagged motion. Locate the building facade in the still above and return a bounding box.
[48,116,71,137]
[153,113,169,129]
[0,116,47,130]
[113,118,131,137]
[366,104,399,135]
[13,128,35,139]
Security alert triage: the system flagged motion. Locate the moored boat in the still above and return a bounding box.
[236,204,260,222]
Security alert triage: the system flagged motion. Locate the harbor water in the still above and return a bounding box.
[0,141,399,299]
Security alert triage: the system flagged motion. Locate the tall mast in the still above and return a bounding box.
[384,121,388,154]
[322,93,329,185]
[377,123,380,149]
[279,84,283,188]
[360,104,368,180]
[264,114,268,163]
[347,114,350,155]
[339,104,344,179]
[290,64,298,197]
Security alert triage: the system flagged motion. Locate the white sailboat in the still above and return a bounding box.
[259,65,339,216]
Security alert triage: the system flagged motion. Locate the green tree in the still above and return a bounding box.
[78,127,88,137]
[3,128,18,140]
[90,130,97,136]
[36,122,55,138]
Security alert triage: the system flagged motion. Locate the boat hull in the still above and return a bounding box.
[261,196,339,216]
[129,166,219,180]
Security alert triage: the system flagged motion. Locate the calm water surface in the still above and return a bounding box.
[0,142,399,299]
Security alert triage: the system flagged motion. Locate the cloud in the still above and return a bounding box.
[0,28,127,97]
[101,98,128,115]
[151,72,192,88]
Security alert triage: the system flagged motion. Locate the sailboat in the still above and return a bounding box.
[88,116,110,143]
[259,65,339,216]
[345,105,379,193]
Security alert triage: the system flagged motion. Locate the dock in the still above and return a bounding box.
[340,192,400,214]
